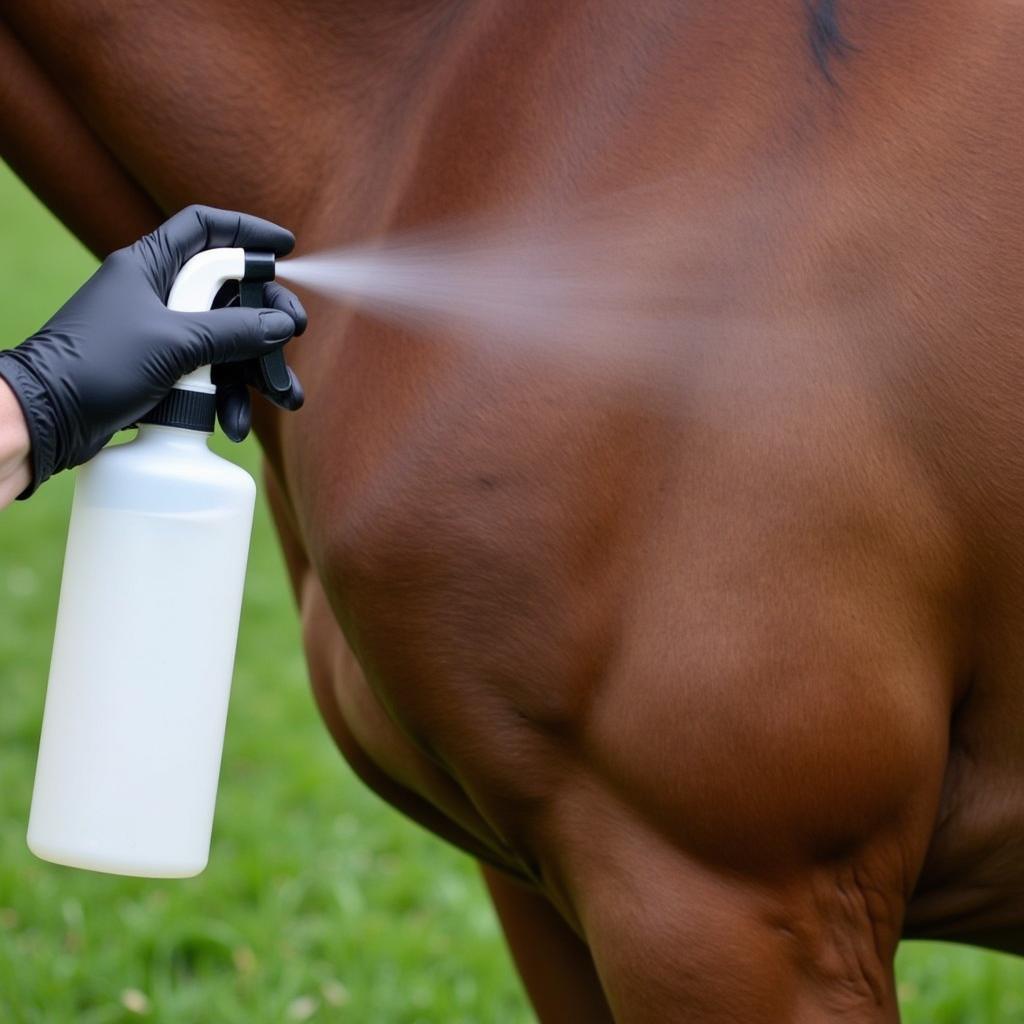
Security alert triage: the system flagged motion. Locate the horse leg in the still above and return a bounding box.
[533,609,954,1023]
[482,864,614,1023]
[574,834,906,1023]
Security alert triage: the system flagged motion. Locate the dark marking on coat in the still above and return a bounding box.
[806,0,855,85]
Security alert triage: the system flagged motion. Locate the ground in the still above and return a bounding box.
[0,163,1022,1022]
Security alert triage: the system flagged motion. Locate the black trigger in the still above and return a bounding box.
[238,280,264,309]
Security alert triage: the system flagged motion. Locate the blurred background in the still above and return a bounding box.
[1,162,1023,1023]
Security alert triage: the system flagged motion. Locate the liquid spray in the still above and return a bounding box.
[27,247,282,878]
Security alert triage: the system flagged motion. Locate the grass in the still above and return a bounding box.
[0,163,1023,1022]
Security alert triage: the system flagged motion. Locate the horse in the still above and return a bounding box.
[2,1,1023,1019]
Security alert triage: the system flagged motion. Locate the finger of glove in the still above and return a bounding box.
[134,205,295,296]
[160,205,295,257]
[185,306,297,365]
[213,350,303,411]
[215,381,252,443]
[262,281,309,336]
[262,364,304,412]
[239,359,305,412]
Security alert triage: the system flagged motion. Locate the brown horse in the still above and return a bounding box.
[3,1,1024,1019]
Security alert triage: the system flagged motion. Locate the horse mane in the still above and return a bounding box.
[806,0,855,85]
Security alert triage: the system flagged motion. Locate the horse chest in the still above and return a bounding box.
[271,347,633,863]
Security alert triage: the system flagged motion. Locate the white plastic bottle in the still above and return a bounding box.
[27,248,260,878]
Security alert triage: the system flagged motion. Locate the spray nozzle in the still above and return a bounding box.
[239,251,292,398]
[242,250,275,284]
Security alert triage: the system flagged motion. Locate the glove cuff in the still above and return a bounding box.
[0,351,60,499]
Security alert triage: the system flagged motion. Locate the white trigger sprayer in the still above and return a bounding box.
[27,247,282,878]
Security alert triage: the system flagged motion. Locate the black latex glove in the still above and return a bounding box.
[0,205,307,497]
[211,279,307,443]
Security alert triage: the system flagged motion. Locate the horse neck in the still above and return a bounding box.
[4,0,1012,256]
[1,0,824,244]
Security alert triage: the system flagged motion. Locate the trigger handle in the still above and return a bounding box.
[240,252,291,396]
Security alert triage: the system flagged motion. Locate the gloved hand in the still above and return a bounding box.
[211,280,307,444]
[0,205,307,497]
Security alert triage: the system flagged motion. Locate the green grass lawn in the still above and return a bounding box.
[1,163,1023,1022]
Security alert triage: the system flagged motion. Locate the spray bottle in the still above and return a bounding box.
[27,247,283,878]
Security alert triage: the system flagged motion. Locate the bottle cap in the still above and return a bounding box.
[140,249,281,433]
[139,388,217,432]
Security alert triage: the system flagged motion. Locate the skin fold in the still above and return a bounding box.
[1,1,1023,1019]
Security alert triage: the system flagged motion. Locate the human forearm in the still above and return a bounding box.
[0,376,31,509]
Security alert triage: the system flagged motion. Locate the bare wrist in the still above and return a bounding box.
[0,375,32,504]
